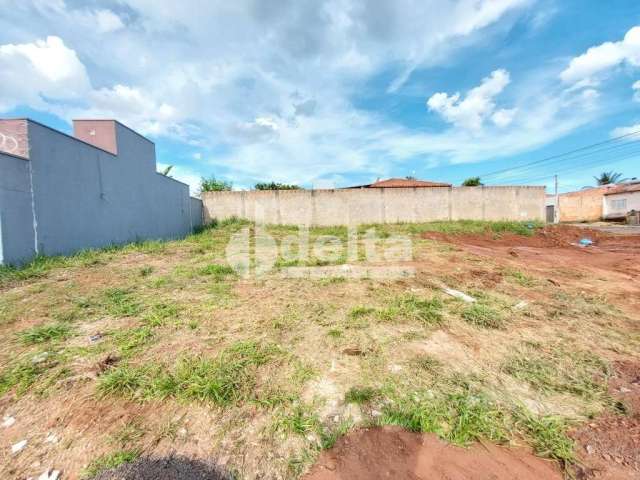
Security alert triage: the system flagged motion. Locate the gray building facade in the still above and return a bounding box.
[0,118,202,266]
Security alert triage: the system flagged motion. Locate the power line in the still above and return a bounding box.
[477,128,640,180]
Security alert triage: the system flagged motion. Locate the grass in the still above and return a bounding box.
[379,220,543,237]
[100,288,143,317]
[83,449,141,478]
[344,386,380,404]
[462,304,504,329]
[98,341,279,406]
[378,294,444,326]
[503,343,610,400]
[18,322,74,345]
[516,410,575,464]
[379,388,509,446]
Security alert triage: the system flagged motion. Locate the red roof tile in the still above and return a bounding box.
[604,183,640,195]
[350,178,451,188]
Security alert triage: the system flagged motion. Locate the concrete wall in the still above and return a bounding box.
[0,118,204,265]
[25,121,199,257]
[0,152,36,265]
[604,191,640,218]
[557,187,609,222]
[202,186,546,226]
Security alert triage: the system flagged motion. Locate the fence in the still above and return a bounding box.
[202,186,546,226]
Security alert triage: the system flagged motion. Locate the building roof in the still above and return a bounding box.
[348,177,451,188]
[603,182,640,196]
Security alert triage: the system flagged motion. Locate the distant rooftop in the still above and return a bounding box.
[347,177,451,189]
[603,181,640,196]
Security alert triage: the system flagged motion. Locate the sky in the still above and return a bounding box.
[1,0,640,194]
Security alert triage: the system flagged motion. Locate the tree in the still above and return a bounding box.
[200,176,232,192]
[159,165,174,177]
[254,182,301,190]
[594,171,623,185]
[462,176,483,186]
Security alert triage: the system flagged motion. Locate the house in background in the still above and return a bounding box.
[346,177,452,188]
[603,183,640,219]
[0,118,202,266]
[546,180,640,223]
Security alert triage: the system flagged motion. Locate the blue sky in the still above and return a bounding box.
[1,0,639,194]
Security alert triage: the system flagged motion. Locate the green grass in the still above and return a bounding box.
[17,322,74,345]
[461,304,504,329]
[344,386,380,404]
[112,326,154,355]
[0,354,64,397]
[98,341,279,406]
[142,302,180,327]
[82,449,141,478]
[100,288,143,317]
[275,404,320,435]
[379,389,509,446]
[516,410,575,464]
[378,294,443,326]
[197,263,236,279]
[506,269,535,287]
[503,344,610,400]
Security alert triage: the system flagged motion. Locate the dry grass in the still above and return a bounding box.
[0,220,638,479]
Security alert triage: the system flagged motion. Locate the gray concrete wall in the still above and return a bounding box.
[202,186,546,226]
[23,120,199,258]
[0,152,36,265]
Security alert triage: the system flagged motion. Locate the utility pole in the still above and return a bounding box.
[554,174,559,223]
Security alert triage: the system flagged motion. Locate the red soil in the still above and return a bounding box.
[304,426,562,480]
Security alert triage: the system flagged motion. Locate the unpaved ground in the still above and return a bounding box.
[1,222,639,480]
[304,426,563,480]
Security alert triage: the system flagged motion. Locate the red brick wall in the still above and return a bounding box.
[0,119,29,158]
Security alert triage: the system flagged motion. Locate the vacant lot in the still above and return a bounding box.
[1,220,638,479]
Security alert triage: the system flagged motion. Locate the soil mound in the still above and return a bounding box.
[303,426,562,480]
[93,456,232,480]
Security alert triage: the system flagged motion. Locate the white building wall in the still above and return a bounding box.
[603,191,640,219]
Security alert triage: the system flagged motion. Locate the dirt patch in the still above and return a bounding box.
[94,455,232,480]
[421,226,640,279]
[571,361,640,479]
[304,426,562,480]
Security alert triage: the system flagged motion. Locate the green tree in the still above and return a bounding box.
[254,182,301,190]
[462,176,483,186]
[200,176,232,192]
[159,165,173,177]
[594,171,623,185]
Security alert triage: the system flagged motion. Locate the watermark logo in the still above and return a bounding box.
[225,224,415,279]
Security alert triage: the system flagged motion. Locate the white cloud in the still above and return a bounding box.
[610,123,640,138]
[0,1,604,188]
[94,10,125,33]
[491,108,517,127]
[633,80,640,102]
[80,85,181,136]
[427,69,513,131]
[560,26,640,84]
[0,36,90,109]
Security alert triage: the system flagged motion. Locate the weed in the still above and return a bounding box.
[275,404,320,435]
[409,354,442,373]
[327,329,342,338]
[503,344,610,400]
[112,326,154,354]
[344,386,380,404]
[101,288,143,317]
[83,450,141,478]
[110,422,145,447]
[379,389,509,446]
[378,294,443,326]
[198,263,236,279]
[507,269,535,287]
[139,266,154,277]
[18,322,73,345]
[462,304,504,329]
[319,420,353,450]
[98,342,278,406]
[142,302,180,327]
[0,360,45,396]
[515,410,575,463]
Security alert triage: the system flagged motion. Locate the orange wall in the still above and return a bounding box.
[558,187,608,222]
